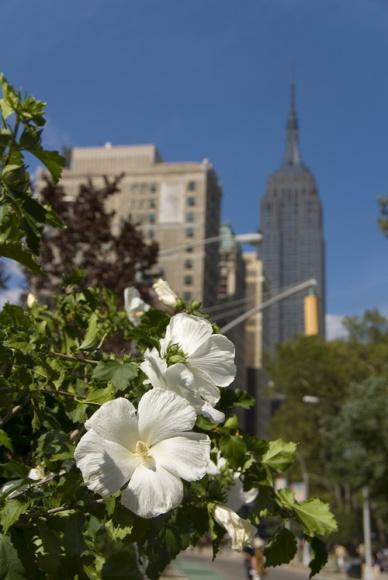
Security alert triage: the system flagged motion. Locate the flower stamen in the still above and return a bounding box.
[135,440,152,463]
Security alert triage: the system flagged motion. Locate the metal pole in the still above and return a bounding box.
[362,486,374,580]
[221,278,318,333]
[159,232,262,257]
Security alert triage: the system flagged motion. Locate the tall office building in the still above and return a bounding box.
[260,84,325,351]
[48,144,222,306]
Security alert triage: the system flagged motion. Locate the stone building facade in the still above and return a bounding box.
[52,144,222,306]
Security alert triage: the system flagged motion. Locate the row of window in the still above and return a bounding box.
[130,196,196,210]
[134,213,198,226]
[127,181,198,195]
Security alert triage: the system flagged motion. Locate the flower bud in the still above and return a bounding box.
[153,279,178,307]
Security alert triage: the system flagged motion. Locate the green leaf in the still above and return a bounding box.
[219,435,246,469]
[111,363,138,390]
[295,498,337,537]
[0,534,25,579]
[262,439,297,473]
[0,500,29,533]
[277,490,337,536]
[264,527,297,567]
[309,536,328,578]
[79,313,99,350]
[86,385,115,404]
[0,242,41,274]
[0,430,13,452]
[92,361,138,390]
[27,148,64,183]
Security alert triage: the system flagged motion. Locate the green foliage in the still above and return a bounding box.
[0,534,25,579]
[262,439,297,473]
[0,74,64,272]
[0,286,336,578]
[264,527,297,567]
[308,537,328,579]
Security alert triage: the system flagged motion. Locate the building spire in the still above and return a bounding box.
[283,76,301,166]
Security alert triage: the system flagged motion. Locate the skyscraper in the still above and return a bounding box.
[260,83,325,351]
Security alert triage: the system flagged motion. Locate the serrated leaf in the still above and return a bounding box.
[0,499,29,533]
[264,527,297,567]
[309,536,328,578]
[293,499,337,537]
[111,363,138,390]
[262,439,297,473]
[0,534,25,579]
[92,360,138,390]
[79,313,99,350]
[277,490,337,536]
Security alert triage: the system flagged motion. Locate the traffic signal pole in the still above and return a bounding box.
[220,278,318,333]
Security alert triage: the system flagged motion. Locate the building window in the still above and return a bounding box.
[186,246,193,253]
[186,212,195,223]
[183,291,192,302]
[187,196,196,207]
[149,213,155,224]
[187,181,197,192]
[149,199,156,208]
[184,275,193,286]
[186,227,194,238]
[185,259,193,269]
[150,183,158,193]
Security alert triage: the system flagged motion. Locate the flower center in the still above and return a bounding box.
[164,342,187,365]
[135,440,152,462]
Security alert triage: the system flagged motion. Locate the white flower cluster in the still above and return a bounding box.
[75,280,255,549]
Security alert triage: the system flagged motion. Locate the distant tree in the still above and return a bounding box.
[324,377,388,543]
[267,311,388,509]
[29,175,158,303]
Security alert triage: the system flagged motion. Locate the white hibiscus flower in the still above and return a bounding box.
[213,504,256,551]
[141,313,235,422]
[140,348,225,424]
[75,389,210,519]
[153,279,178,307]
[124,287,150,326]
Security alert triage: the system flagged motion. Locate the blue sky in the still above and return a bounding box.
[2,0,388,333]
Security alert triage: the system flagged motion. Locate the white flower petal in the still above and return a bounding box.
[227,476,258,512]
[124,287,150,326]
[75,430,137,496]
[213,505,256,551]
[140,348,168,388]
[200,402,225,424]
[121,463,183,518]
[138,389,196,446]
[153,279,178,307]
[190,368,221,406]
[85,398,139,450]
[189,334,236,387]
[152,433,210,481]
[161,313,213,357]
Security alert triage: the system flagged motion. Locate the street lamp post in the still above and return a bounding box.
[159,232,262,257]
[362,486,374,580]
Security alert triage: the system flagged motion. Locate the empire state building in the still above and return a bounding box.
[260,83,325,351]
